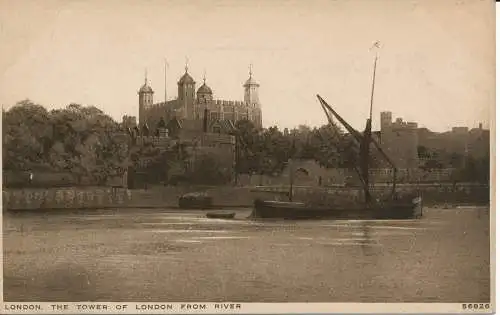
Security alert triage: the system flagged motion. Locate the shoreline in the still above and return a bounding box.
[3,202,489,214]
[2,184,490,212]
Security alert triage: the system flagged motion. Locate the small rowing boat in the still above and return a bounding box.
[206,211,236,219]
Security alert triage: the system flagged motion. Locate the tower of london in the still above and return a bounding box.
[135,64,262,134]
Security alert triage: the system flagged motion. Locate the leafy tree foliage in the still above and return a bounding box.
[232,120,262,176]
[130,141,191,185]
[3,100,129,186]
[459,155,489,184]
[418,144,488,183]
[232,118,362,177]
[186,152,233,185]
[5,100,489,188]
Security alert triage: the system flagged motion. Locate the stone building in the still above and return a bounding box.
[137,64,262,133]
[121,112,236,187]
[118,62,263,186]
[377,111,419,169]
[417,122,489,167]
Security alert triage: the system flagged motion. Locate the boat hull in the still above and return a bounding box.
[251,196,423,220]
[206,211,236,219]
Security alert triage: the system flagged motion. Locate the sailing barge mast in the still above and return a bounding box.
[251,44,423,220]
[316,51,399,204]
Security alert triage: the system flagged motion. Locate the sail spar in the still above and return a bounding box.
[317,42,400,202]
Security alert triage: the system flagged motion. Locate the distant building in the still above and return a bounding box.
[378,111,419,169]
[136,64,262,134]
[376,110,489,171]
[465,124,490,160]
[418,122,489,165]
[452,127,469,134]
[119,63,264,186]
[122,92,238,186]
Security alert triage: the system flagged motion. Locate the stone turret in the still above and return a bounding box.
[243,65,260,106]
[178,63,196,120]
[138,70,154,126]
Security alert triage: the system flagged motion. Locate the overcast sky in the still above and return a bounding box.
[0,0,494,131]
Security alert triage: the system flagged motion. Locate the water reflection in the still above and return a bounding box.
[3,207,491,302]
[360,221,373,256]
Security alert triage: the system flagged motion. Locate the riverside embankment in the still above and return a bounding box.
[2,183,489,211]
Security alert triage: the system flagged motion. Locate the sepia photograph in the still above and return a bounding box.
[0,0,494,313]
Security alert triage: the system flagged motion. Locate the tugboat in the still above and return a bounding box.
[251,50,423,220]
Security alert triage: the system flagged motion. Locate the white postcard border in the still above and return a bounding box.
[0,1,496,314]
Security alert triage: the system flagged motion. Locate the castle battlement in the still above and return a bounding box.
[381,111,418,131]
[212,99,249,107]
[392,118,418,130]
[138,64,262,129]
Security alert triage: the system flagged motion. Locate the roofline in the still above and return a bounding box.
[243,82,260,87]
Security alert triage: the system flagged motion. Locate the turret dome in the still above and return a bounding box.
[243,76,259,87]
[139,83,153,93]
[197,82,212,94]
[178,71,195,85]
[139,70,153,94]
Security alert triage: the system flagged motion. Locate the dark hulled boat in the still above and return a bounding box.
[251,48,423,220]
[252,196,423,220]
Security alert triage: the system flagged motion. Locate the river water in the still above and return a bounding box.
[3,206,490,302]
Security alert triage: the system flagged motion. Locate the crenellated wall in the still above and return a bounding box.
[193,99,262,127]
[210,100,248,106]
[141,98,262,132]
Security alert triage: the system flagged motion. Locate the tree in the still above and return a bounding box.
[3,101,130,186]
[460,155,489,184]
[165,142,191,184]
[130,141,191,185]
[448,152,464,168]
[233,119,262,177]
[257,126,291,175]
[302,124,358,169]
[417,145,444,171]
[48,104,129,184]
[2,100,52,171]
[417,145,430,159]
[232,119,361,178]
[187,152,232,185]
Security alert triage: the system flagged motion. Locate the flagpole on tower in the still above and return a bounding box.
[164,58,169,103]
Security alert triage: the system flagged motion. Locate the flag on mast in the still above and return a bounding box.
[370,41,381,50]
